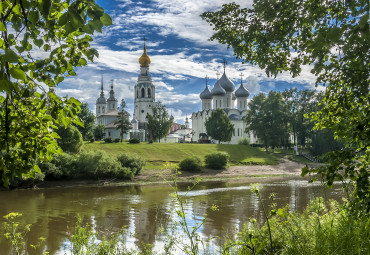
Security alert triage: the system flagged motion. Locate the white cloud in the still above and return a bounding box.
[245,76,260,95]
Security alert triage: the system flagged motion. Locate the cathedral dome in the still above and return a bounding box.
[139,45,151,67]
[200,86,213,99]
[235,83,250,98]
[96,95,106,104]
[211,81,226,96]
[215,72,235,92]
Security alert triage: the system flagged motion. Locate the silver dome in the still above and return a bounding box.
[200,86,213,99]
[211,81,226,96]
[215,72,235,92]
[235,83,250,98]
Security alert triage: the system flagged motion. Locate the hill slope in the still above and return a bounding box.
[83,142,279,169]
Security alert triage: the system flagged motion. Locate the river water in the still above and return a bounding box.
[0,177,344,254]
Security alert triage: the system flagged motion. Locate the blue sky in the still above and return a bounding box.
[56,0,319,124]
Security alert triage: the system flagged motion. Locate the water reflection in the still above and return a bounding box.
[0,177,343,254]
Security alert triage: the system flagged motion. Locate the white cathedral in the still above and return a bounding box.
[95,41,155,141]
[191,68,258,144]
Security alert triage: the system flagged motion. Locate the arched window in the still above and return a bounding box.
[227,98,229,107]
[98,106,100,113]
[136,89,139,98]
[102,106,105,113]
[148,88,151,98]
[141,88,145,98]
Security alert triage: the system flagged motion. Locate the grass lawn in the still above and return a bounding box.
[83,142,280,169]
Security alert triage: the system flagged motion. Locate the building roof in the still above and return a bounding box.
[211,80,226,96]
[200,85,213,99]
[235,83,250,98]
[97,109,119,117]
[215,72,235,92]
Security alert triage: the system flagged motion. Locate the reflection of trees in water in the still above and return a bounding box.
[0,180,343,253]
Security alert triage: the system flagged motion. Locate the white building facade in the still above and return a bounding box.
[191,70,258,144]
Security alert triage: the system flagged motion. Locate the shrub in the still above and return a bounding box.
[39,153,75,180]
[117,153,146,175]
[90,138,95,143]
[113,138,120,143]
[205,151,229,169]
[129,138,140,144]
[149,139,153,144]
[56,125,83,153]
[104,137,113,143]
[75,150,121,179]
[178,156,203,172]
[238,138,250,145]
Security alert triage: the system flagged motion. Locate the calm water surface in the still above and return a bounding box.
[0,177,344,254]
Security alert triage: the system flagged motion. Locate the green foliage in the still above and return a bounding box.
[75,103,95,140]
[238,138,250,145]
[117,153,146,175]
[56,125,83,154]
[310,129,344,156]
[205,108,234,144]
[0,0,110,187]
[205,151,229,169]
[146,101,173,143]
[246,92,289,151]
[178,156,203,172]
[90,138,95,143]
[104,137,113,143]
[202,0,370,210]
[93,124,106,140]
[225,198,370,255]
[129,138,140,144]
[39,153,75,179]
[113,138,120,143]
[115,99,132,142]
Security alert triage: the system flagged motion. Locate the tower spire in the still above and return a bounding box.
[205,75,208,87]
[101,72,104,92]
[240,72,244,85]
[223,58,227,73]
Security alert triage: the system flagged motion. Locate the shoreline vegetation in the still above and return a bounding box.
[1,142,321,190]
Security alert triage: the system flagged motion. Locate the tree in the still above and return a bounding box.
[202,1,370,209]
[114,99,132,142]
[75,103,95,140]
[146,102,173,143]
[204,108,234,144]
[94,124,105,141]
[56,125,83,154]
[0,0,111,186]
[245,92,288,151]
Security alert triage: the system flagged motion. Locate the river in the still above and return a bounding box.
[0,177,344,254]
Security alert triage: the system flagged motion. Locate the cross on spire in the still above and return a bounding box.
[100,71,104,92]
[143,36,147,46]
[223,58,227,73]
[216,70,221,79]
[240,72,244,85]
[205,75,208,86]
[111,79,114,89]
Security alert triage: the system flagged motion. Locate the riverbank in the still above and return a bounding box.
[34,156,320,189]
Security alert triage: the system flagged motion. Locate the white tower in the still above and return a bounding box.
[107,79,118,111]
[200,75,212,110]
[235,73,250,111]
[134,38,155,129]
[96,74,107,117]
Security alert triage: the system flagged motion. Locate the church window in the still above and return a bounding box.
[215,100,217,108]
[98,106,100,113]
[112,103,114,109]
[227,98,229,107]
[244,101,246,108]
[102,106,105,113]
[141,110,144,113]
[141,88,145,97]
[148,88,151,98]
[137,89,139,98]
[233,129,235,136]
[238,128,240,136]
[108,131,111,137]
[149,105,151,107]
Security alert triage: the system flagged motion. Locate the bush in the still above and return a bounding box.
[178,156,203,172]
[75,150,122,179]
[238,138,250,145]
[205,151,229,169]
[56,125,83,153]
[113,138,120,143]
[129,138,140,144]
[39,153,75,180]
[149,139,153,144]
[104,137,112,143]
[90,138,95,143]
[117,153,146,175]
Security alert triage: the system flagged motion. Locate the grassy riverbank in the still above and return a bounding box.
[83,142,280,169]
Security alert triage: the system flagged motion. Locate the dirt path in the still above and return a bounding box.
[134,157,317,183]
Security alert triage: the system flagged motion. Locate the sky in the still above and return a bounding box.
[56,0,319,125]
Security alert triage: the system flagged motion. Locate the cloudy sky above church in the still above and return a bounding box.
[56,0,318,124]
